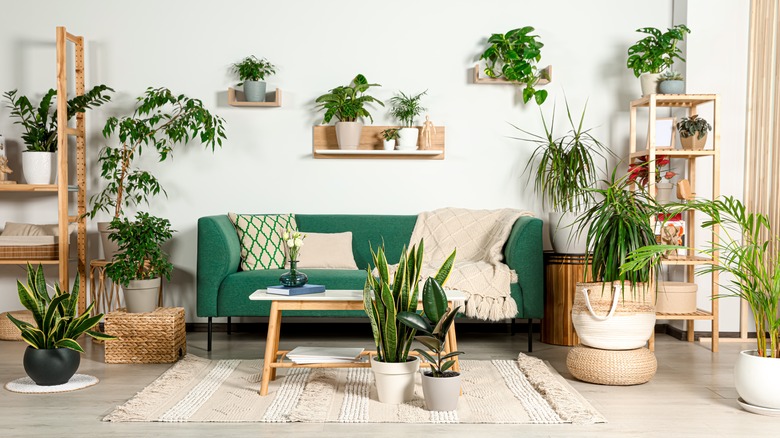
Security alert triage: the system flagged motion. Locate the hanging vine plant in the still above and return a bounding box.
[479,26,548,105]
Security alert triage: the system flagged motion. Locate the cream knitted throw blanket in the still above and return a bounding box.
[409,208,534,321]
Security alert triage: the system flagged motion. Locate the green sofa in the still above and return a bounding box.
[197,214,543,351]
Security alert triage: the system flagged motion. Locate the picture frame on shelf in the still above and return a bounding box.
[646,117,676,149]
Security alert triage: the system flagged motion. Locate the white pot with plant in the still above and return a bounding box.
[627,25,691,96]
[380,128,399,151]
[677,115,712,151]
[231,56,276,102]
[479,26,549,105]
[4,86,113,184]
[390,90,426,150]
[657,70,685,94]
[315,74,383,150]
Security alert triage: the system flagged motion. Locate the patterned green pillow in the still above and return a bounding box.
[228,213,297,270]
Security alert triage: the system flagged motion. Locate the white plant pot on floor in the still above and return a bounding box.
[549,211,587,254]
[123,277,161,313]
[22,151,56,184]
[396,128,420,150]
[335,122,363,150]
[370,356,419,404]
[421,371,461,411]
[735,350,780,411]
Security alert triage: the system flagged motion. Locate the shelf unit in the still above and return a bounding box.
[0,27,88,313]
[312,125,445,160]
[472,63,553,85]
[227,87,281,107]
[628,94,720,352]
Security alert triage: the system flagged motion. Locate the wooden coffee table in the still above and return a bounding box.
[249,288,466,396]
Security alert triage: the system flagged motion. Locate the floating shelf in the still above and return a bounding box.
[227,88,281,107]
[0,184,78,192]
[312,125,445,160]
[472,63,552,85]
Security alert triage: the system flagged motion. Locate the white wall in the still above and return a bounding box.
[0,0,750,331]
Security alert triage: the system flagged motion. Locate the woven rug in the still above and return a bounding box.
[103,353,604,424]
[5,374,99,394]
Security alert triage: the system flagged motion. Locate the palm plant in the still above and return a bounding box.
[315,74,383,124]
[389,91,427,127]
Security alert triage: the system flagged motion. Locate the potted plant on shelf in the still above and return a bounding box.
[398,276,463,411]
[676,115,711,151]
[514,99,611,254]
[87,87,226,260]
[479,26,548,105]
[6,264,115,385]
[623,196,780,411]
[389,91,427,150]
[105,212,174,313]
[657,70,685,94]
[626,24,691,96]
[3,86,113,184]
[363,240,455,404]
[231,56,276,102]
[628,154,677,204]
[380,128,399,151]
[315,74,383,150]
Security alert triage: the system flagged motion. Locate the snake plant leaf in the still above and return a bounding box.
[33,263,50,304]
[17,280,44,328]
[6,312,34,331]
[423,277,448,324]
[20,329,45,349]
[362,277,383,358]
[55,338,85,353]
[85,329,115,341]
[433,249,456,286]
[42,293,69,336]
[380,282,397,361]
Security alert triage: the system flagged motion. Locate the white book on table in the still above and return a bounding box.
[286,346,364,364]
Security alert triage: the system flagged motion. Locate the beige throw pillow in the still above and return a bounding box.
[287,232,358,270]
[1,222,46,236]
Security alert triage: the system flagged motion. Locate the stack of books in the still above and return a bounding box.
[285,346,364,364]
[266,284,326,296]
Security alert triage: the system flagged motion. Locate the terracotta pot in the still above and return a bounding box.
[680,132,708,151]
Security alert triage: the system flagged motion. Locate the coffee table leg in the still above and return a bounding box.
[269,307,282,381]
[259,301,281,396]
[447,317,460,373]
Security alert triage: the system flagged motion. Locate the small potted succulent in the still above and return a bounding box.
[657,70,685,94]
[315,74,383,150]
[380,128,399,151]
[389,90,427,150]
[231,56,276,102]
[676,115,712,151]
[626,25,691,96]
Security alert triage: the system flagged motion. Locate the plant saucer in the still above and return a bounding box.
[737,397,780,416]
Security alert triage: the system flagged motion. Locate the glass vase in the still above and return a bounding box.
[279,260,308,287]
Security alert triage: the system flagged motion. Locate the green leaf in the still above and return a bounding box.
[54,338,85,353]
[397,311,432,333]
[415,335,442,352]
[422,277,448,323]
[534,89,548,105]
[413,348,437,365]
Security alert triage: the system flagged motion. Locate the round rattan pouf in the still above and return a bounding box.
[0,310,34,341]
[567,345,657,386]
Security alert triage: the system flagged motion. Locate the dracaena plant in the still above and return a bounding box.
[626,25,691,77]
[363,240,456,363]
[105,212,175,286]
[398,276,463,377]
[3,85,113,152]
[479,26,548,105]
[315,74,384,124]
[88,87,226,220]
[389,90,427,127]
[231,55,276,84]
[6,264,115,351]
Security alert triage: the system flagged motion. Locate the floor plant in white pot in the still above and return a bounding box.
[389,90,426,150]
[315,74,383,150]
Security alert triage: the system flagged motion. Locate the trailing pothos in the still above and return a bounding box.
[479,26,548,105]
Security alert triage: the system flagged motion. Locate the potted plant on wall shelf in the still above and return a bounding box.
[479,26,548,105]
[87,87,226,260]
[657,70,685,94]
[3,86,113,184]
[315,74,383,150]
[626,24,690,96]
[380,128,399,151]
[514,99,611,254]
[398,275,463,411]
[389,90,427,150]
[6,264,115,385]
[676,115,711,151]
[231,56,276,102]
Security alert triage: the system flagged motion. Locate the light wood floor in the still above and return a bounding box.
[0,328,775,437]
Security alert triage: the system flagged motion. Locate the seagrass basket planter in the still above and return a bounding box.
[104,307,186,364]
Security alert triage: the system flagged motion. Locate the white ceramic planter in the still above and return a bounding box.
[549,211,587,254]
[421,372,461,411]
[97,222,121,261]
[382,139,396,151]
[243,80,266,102]
[655,182,676,204]
[735,350,780,410]
[639,73,661,96]
[123,277,161,313]
[396,128,420,150]
[335,122,363,150]
[22,151,56,184]
[370,356,419,404]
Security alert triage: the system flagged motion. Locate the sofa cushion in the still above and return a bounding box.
[286,232,358,269]
[228,213,297,270]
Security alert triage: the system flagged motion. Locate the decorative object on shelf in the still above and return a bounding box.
[0,137,15,184]
[626,24,691,96]
[479,26,548,104]
[3,86,113,184]
[646,117,676,149]
[279,229,308,287]
[655,282,697,314]
[380,128,399,150]
[657,70,685,94]
[677,114,711,150]
[105,212,174,313]
[315,74,383,150]
[514,98,612,254]
[676,178,693,200]
[420,115,436,150]
[312,125,445,159]
[6,264,115,385]
[231,55,276,102]
[628,154,672,187]
[389,90,427,150]
[363,241,455,404]
[398,275,464,411]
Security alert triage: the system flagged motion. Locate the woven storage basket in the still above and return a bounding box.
[567,345,657,386]
[0,310,35,341]
[0,244,57,260]
[104,307,186,364]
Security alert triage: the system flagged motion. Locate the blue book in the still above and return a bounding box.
[266,284,326,296]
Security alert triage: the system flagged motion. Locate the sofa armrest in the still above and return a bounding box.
[504,216,544,319]
[197,215,241,317]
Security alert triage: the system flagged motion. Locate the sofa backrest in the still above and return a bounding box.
[295,214,417,270]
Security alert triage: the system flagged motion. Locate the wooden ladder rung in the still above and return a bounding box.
[65,127,85,137]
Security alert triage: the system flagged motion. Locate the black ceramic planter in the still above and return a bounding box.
[23,346,80,386]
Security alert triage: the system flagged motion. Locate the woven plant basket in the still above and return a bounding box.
[0,310,35,341]
[567,345,657,385]
[104,307,186,364]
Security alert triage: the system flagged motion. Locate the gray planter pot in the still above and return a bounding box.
[97,221,120,261]
[123,277,161,313]
[658,80,685,94]
[421,371,461,411]
[243,80,266,102]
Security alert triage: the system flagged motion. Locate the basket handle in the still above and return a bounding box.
[580,284,620,321]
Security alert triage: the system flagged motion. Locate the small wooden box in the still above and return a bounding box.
[104,307,186,364]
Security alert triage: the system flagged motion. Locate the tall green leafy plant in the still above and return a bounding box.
[315,74,384,124]
[105,212,174,285]
[479,26,548,104]
[3,85,113,152]
[231,56,276,84]
[6,264,115,351]
[389,91,427,127]
[626,25,691,77]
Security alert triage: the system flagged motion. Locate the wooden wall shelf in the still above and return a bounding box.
[228,88,281,107]
[312,125,445,160]
[472,64,552,85]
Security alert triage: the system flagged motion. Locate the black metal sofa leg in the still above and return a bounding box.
[207,317,213,352]
[527,318,533,352]
[227,317,232,335]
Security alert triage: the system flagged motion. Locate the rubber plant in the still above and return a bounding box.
[389,91,427,127]
[105,212,174,287]
[479,26,548,104]
[315,74,384,123]
[626,25,691,77]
